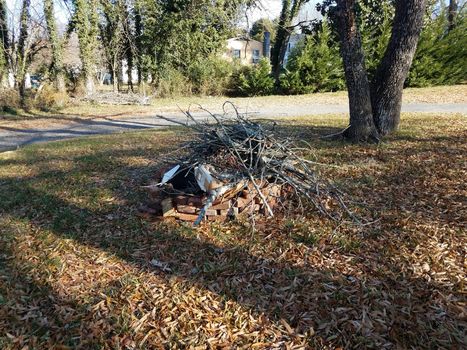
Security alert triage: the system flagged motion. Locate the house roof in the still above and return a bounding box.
[227,36,262,45]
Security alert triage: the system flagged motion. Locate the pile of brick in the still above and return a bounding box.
[141,181,283,223]
[138,108,355,226]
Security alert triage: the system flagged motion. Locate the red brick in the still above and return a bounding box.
[176,205,198,214]
[186,196,204,207]
[236,197,253,209]
[205,209,218,216]
[161,198,177,217]
[177,213,199,221]
[174,195,188,205]
[211,200,231,210]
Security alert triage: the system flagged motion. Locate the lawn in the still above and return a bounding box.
[1,85,466,123]
[0,113,465,349]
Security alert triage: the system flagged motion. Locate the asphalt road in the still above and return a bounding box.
[1,102,466,152]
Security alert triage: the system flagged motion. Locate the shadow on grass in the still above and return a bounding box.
[0,126,465,348]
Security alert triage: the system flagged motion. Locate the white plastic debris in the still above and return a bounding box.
[157,164,180,186]
[194,164,223,192]
[150,259,172,272]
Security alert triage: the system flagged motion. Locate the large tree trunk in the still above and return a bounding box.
[448,0,458,31]
[0,0,9,88]
[334,0,379,142]
[333,0,426,141]
[370,0,426,136]
[44,0,65,92]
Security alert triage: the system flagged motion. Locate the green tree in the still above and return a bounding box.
[44,0,66,91]
[234,58,275,96]
[280,19,345,94]
[138,0,250,93]
[73,0,99,95]
[99,0,126,92]
[408,4,467,87]
[271,0,308,83]
[357,0,393,80]
[250,17,277,44]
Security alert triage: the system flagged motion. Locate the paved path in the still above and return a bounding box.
[1,103,466,152]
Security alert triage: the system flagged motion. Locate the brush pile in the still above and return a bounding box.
[141,103,358,225]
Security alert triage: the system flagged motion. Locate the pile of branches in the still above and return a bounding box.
[156,103,362,225]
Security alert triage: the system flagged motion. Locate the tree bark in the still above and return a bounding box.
[123,3,134,92]
[0,0,9,88]
[75,0,98,95]
[370,0,426,136]
[134,2,143,86]
[16,0,31,98]
[271,0,305,84]
[333,0,426,141]
[44,0,65,92]
[334,0,379,142]
[448,0,458,31]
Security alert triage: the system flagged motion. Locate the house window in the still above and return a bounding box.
[233,49,241,59]
[252,49,260,63]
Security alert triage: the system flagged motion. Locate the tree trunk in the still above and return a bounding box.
[75,0,98,95]
[334,0,379,142]
[16,0,31,99]
[123,2,134,92]
[134,3,143,86]
[0,0,9,88]
[370,0,426,136]
[448,0,458,31]
[112,60,118,92]
[271,0,291,82]
[271,0,305,84]
[44,0,65,92]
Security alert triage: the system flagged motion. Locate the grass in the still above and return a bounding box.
[1,85,466,124]
[0,113,466,349]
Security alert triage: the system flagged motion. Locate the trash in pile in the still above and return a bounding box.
[139,104,357,226]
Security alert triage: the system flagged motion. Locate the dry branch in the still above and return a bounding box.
[146,103,365,226]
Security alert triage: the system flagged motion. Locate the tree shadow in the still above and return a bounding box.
[0,141,464,348]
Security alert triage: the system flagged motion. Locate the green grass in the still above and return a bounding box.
[0,113,465,349]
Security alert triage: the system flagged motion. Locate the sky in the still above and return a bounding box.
[246,0,321,27]
[6,0,321,30]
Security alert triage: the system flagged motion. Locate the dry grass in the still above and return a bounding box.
[0,113,465,349]
[60,84,467,117]
[1,85,466,125]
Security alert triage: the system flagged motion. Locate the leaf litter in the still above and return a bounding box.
[0,113,465,349]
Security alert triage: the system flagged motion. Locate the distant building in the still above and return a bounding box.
[224,35,271,65]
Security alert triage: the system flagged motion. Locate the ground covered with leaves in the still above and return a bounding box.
[0,113,465,349]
